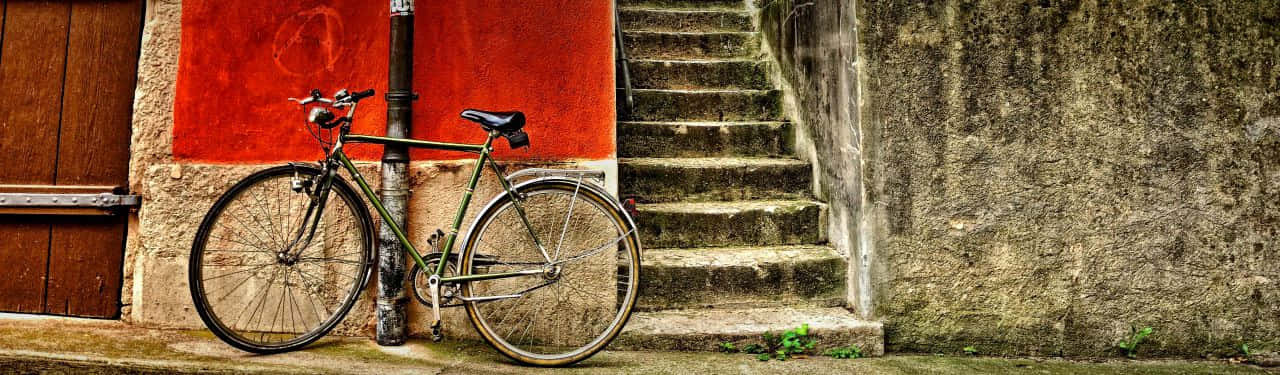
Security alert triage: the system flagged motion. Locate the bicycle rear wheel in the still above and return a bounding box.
[189,165,374,354]
[460,179,641,366]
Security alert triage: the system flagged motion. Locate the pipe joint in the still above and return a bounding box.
[385,90,419,102]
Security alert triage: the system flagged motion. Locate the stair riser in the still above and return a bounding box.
[621,90,783,122]
[618,0,744,10]
[618,122,792,157]
[628,60,771,90]
[624,32,758,60]
[620,9,753,33]
[615,326,885,354]
[638,204,825,248]
[621,161,811,202]
[639,256,845,310]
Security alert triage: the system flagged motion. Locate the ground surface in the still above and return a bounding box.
[0,315,1272,374]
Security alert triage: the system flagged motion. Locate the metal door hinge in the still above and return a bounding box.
[0,190,141,216]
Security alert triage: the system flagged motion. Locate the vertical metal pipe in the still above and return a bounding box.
[613,0,634,119]
[377,0,415,346]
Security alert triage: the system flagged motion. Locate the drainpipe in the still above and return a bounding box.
[377,0,416,346]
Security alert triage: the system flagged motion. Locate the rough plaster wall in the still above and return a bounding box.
[124,0,620,339]
[124,0,183,321]
[858,0,1280,357]
[758,0,868,315]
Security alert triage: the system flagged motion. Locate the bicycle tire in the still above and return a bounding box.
[459,179,642,366]
[189,164,374,354]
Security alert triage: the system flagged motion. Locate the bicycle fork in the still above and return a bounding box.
[281,162,337,262]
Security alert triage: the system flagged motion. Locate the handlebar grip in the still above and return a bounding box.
[351,89,376,102]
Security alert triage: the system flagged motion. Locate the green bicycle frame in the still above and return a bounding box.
[328,133,547,284]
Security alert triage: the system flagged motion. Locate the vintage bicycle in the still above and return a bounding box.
[188,88,641,366]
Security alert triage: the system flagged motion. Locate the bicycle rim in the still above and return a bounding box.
[461,181,640,366]
[189,166,372,353]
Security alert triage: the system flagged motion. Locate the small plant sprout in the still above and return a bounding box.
[963,346,978,356]
[824,345,864,359]
[726,324,819,361]
[1240,343,1252,358]
[1116,326,1154,358]
[773,324,816,360]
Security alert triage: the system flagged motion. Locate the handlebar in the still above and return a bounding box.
[349,89,376,102]
[288,88,376,130]
[289,88,376,106]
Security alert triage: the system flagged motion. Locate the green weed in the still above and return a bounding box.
[728,324,819,361]
[825,345,864,359]
[1117,326,1154,358]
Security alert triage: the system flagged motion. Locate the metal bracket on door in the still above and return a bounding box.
[0,191,140,216]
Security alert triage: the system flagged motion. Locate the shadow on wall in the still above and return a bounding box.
[758,0,868,315]
[761,0,1280,359]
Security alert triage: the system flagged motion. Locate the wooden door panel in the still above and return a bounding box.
[56,0,141,187]
[38,0,144,318]
[0,217,52,313]
[0,0,72,315]
[0,0,70,184]
[45,216,126,316]
[0,0,142,318]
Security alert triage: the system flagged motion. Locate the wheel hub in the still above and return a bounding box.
[542,264,562,280]
[277,251,298,266]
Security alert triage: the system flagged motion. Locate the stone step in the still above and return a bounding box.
[636,200,825,248]
[618,121,792,158]
[623,31,758,60]
[617,307,884,355]
[619,8,753,33]
[621,157,811,202]
[638,245,846,311]
[617,0,744,10]
[621,89,782,122]
[627,59,771,90]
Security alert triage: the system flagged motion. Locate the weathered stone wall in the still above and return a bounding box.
[763,0,1280,357]
[757,0,869,315]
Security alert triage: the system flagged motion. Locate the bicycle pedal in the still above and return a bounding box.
[430,322,444,342]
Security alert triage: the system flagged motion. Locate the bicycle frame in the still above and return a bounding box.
[309,131,549,285]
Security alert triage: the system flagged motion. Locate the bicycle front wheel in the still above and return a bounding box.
[460,179,641,366]
[189,165,374,354]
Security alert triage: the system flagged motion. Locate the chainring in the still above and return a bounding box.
[410,255,464,308]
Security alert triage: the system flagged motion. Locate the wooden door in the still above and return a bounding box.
[0,0,143,318]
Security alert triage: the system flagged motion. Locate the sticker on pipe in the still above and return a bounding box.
[391,0,414,16]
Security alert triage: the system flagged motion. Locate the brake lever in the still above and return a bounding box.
[287,97,333,105]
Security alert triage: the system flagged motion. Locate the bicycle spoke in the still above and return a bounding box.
[192,167,370,352]
[232,267,282,334]
[552,177,584,260]
[204,263,274,282]
[465,185,638,362]
[552,229,632,266]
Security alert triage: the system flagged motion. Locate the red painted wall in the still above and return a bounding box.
[173,1,614,162]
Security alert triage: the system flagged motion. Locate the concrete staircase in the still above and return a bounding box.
[614,0,884,354]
